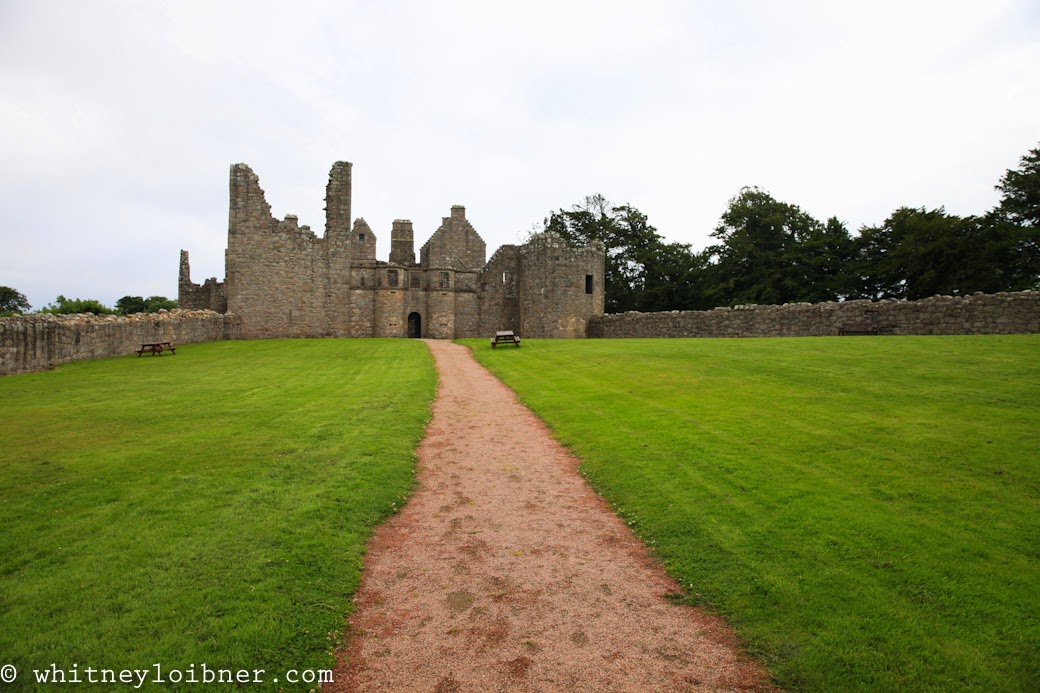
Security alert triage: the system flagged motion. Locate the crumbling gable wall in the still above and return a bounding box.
[224,163,357,338]
[178,250,226,312]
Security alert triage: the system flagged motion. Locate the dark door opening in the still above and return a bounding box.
[407,312,422,338]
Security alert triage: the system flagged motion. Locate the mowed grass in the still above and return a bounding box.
[466,335,1040,691]
[0,339,435,688]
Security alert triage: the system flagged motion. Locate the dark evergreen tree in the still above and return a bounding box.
[992,143,1040,289]
[996,144,1040,229]
[706,187,853,305]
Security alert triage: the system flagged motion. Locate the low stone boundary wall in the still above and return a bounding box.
[587,291,1040,339]
[4,291,1036,374]
[0,310,240,375]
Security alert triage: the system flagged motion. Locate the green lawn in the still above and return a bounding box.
[0,339,435,689]
[465,335,1040,691]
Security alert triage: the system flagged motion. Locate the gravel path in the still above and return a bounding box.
[331,340,772,691]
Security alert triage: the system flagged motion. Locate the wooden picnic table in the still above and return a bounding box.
[490,331,520,348]
[137,341,176,356]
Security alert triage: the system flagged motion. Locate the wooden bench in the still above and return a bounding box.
[137,341,176,356]
[838,326,878,336]
[490,331,520,348]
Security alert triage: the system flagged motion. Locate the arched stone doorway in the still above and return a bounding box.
[407,312,422,338]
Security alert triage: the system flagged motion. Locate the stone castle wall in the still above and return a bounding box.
[0,310,238,376]
[588,291,1040,339]
[224,163,358,339]
[178,251,226,312]
[6,291,1034,375]
[478,245,521,335]
[518,233,606,339]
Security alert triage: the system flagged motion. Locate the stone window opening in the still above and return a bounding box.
[358,233,365,242]
[387,269,399,287]
[585,274,594,294]
[410,272,421,289]
[438,271,450,289]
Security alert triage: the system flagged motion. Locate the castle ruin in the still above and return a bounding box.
[179,162,605,339]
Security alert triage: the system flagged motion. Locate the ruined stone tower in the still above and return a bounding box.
[179,161,605,339]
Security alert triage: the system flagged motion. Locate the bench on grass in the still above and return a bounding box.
[838,325,878,336]
[137,341,176,356]
[491,331,521,348]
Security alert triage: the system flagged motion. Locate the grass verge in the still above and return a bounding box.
[465,335,1039,691]
[0,339,435,689]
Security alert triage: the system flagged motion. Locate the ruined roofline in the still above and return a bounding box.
[226,162,599,265]
[228,161,355,242]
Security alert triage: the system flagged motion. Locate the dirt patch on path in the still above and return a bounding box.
[331,340,772,691]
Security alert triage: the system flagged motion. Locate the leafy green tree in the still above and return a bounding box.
[640,241,716,312]
[0,286,31,315]
[115,295,178,315]
[797,217,860,302]
[992,143,1040,289]
[39,295,116,315]
[144,295,178,312]
[706,187,853,306]
[857,207,956,299]
[115,296,147,315]
[854,207,1034,299]
[975,211,1040,291]
[545,195,705,313]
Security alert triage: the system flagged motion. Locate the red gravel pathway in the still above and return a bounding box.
[331,340,772,691]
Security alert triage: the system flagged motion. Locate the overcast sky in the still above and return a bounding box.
[2,0,1038,310]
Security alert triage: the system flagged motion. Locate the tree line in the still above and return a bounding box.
[0,290,177,317]
[545,142,1040,313]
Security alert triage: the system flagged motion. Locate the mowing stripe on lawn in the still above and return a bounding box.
[0,339,436,689]
[466,335,1040,691]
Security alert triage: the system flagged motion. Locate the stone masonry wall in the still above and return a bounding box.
[179,250,227,312]
[420,206,486,271]
[477,245,521,335]
[587,291,1040,339]
[518,233,606,339]
[0,310,239,376]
